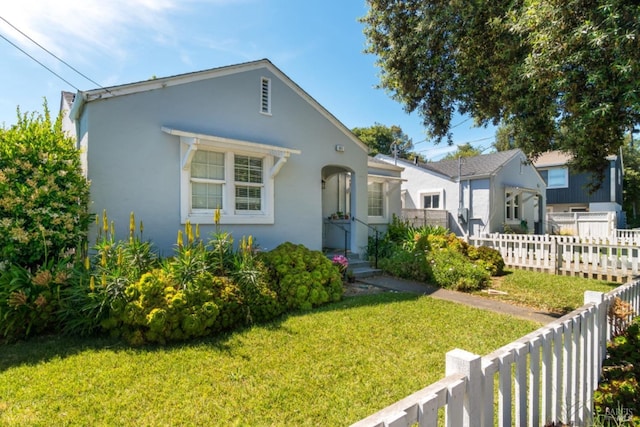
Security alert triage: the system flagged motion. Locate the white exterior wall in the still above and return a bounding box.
[76,64,369,256]
[492,152,547,234]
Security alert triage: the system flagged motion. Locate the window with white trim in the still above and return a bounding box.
[182,146,274,224]
[505,191,520,221]
[546,167,568,188]
[234,155,263,211]
[368,181,384,217]
[260,77,271,115]
[191,150,224,209]
[423,193,440,209]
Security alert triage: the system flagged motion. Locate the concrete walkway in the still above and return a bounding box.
[356,275,560,325]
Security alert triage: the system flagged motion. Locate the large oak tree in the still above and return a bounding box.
[361,0,640,188]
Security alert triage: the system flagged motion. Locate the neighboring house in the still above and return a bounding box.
[63,59,388,257]
[533,150,623,213]
[376,149,547,236]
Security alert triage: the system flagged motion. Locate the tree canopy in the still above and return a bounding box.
[351,123,415,158]
[441,143,483,160]
[361,0,640,187]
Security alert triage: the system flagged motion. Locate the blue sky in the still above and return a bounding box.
[0,0,497,160]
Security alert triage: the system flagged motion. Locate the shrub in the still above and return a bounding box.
[62,211,159,337]
[426,233,470,255]
[0,104,91,269]
[428,248,489,292]
[467,245,505,276]
[107,269,222,344]
[0,260,74,340]
[260,242,343,311]
[593,317,640,424]
[378,250,431,282]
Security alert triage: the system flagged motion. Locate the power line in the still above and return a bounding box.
[0,31,78,90]
[0,15,104,89]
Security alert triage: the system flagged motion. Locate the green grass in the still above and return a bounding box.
[479,269,619,315]
[0,293,539,426]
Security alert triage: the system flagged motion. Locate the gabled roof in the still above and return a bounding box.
[379,149,523,180]
[532,150,573,168]
[68,58,369,152]
[533,149,619,168]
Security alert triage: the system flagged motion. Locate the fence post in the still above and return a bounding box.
[446,349,481,427]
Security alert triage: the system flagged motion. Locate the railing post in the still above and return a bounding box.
[445,349,482,427]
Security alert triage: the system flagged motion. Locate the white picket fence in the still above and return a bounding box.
[469,233,640,283]
[351,280,640,427]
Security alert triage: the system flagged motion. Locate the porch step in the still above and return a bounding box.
[325,252,382,279]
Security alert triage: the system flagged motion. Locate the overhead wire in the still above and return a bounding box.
[0,31,79,90]
[0,15,104,90]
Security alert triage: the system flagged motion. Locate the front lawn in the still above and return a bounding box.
[0,293,538,426]
[480,269,619,315]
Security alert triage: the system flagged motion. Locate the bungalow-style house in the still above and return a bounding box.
[61,59,398,257]
[376,149,547,236]
[533,150,623,214]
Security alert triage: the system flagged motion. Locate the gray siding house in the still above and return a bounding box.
[64,59,384,256]
[377,149,547,236]
[533,150,623,213]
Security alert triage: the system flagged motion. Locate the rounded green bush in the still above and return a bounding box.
[467,245,505,276]
[428,248,489,291]
[260,242,343,311]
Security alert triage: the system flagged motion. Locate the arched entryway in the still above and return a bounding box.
[321,165,356,253]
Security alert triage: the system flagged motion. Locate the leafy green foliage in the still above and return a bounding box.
[0,262,68,340]
[0,103,91,268]
[260,242,343,311]
[594,317,640,425]
[428,248,490,292]
[374,225,498,290]
[108,269,231,345]
[622,138,640,228]
[440,143,483,160]
[378,250,431,281]
[63,211,160,337]
[361,1,640,188]
[468,245,506,276]
[351,123,416,158]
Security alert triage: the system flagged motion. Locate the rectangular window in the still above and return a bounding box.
[506,191,520,220]
[423,194,440,209]
[234,155,263,211]
[260,77,271,115]
[191,150,224,209]
[547,167,568,188]
[368,182,384,217]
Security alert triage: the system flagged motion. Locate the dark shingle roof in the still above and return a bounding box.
[416,149,522,179]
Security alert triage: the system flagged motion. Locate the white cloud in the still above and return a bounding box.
[1,1,176,60]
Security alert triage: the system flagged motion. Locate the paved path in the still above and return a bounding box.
[356,275,560,325]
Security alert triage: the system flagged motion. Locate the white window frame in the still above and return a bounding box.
[166,127,300,224]
[505,191,521,221]
[182,145,274,224]
[260,77,271,115]
[367,180,386,221]
[419,189,444,210]
[546,167,569,189]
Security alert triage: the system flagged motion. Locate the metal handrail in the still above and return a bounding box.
[351,216,380,269]
[324,220,349,258]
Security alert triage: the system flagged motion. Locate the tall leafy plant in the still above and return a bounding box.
[0,102,91,269]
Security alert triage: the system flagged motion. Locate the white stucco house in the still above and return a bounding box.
[376,149,547,236]
[61,59,401,256]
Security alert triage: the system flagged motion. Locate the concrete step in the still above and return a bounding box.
[325,251,381,279]
[350,265,382,279]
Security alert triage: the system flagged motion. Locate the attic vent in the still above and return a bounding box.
[260,77,271,115]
